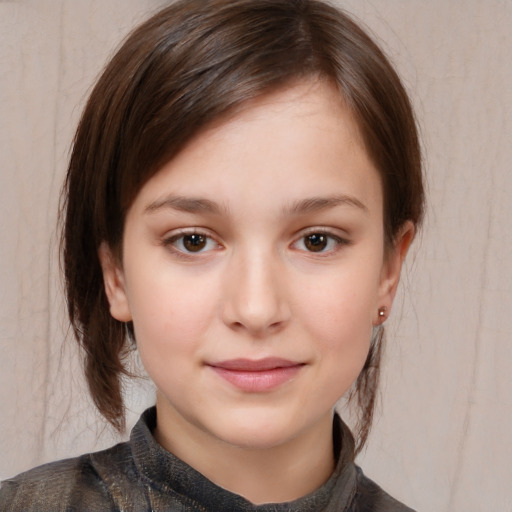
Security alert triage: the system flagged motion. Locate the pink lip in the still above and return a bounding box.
[207,358,304,392]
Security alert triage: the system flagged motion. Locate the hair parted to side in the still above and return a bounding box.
[62,0,424,452]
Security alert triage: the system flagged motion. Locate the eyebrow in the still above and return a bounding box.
[144,195,226,215]
[284,195,368,215]
[144,193,367,216]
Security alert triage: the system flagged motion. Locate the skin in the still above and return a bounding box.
[100,80,413,504]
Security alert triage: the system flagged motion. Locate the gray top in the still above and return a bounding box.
[0,408,415,511]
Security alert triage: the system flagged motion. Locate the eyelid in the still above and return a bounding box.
[162,228,222,257]
[298,226,348,237]
[291,227,351,254]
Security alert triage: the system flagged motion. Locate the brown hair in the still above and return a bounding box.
[62,0,424,452]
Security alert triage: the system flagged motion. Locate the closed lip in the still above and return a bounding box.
[207,357,304,371]
[206,358,305,392]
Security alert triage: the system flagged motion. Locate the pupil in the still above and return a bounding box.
[305,234,327,252]
[183,234,206,252]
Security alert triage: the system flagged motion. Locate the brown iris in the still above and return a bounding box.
[304,233,328,252]
[182,234,207,252]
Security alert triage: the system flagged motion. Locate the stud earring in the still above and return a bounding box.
[378,306,387,320]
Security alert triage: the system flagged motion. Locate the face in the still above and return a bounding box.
[101,81,408,453]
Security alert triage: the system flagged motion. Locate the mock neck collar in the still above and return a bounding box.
[130,407,357,511]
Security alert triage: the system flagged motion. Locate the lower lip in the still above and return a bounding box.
[209,365,303,392]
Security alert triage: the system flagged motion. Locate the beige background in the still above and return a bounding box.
[1,1,511,510]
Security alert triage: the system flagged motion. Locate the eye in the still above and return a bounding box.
[293,231,345,253]
[165,232,219,254]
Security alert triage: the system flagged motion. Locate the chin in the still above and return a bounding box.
[205,407,316,450]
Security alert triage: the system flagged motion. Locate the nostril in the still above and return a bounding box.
[220,264,291,334]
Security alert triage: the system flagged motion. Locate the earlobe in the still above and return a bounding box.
[374,221,415,325]
[98,242,132,322]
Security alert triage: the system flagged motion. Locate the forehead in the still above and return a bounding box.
[129,80,381,218]
[198,80,366,158]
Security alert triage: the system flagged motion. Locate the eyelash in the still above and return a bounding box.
[162,228,349,258]
[162,229,221,259]
[292,229,349,255]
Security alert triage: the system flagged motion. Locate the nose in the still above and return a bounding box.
[221,247,290,337]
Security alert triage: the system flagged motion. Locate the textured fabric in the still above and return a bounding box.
[0,408,415,511]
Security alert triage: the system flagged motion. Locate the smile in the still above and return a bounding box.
[207,358,305,392]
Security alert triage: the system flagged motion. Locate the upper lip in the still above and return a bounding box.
[208,358,303,371]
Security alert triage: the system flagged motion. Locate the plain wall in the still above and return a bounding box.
[1,1,511,510]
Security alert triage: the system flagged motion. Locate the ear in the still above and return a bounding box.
[98,242,132,322]
[374,221,415,325]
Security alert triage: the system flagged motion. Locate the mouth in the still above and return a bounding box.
[206,358,305,392]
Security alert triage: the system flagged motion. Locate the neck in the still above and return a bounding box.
[154,400,336,504]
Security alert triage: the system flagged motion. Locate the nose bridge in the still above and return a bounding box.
[222,242,288,335]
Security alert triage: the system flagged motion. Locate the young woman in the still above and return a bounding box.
[0,0,424,510]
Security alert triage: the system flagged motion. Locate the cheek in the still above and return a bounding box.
[128,272,220,409]
[306,294,373,369]
[125,266,220,360]
[292,267,378,388]
[295,264,379,336]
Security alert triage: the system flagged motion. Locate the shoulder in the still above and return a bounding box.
[349,466,416,512]
[0,441,134,512]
